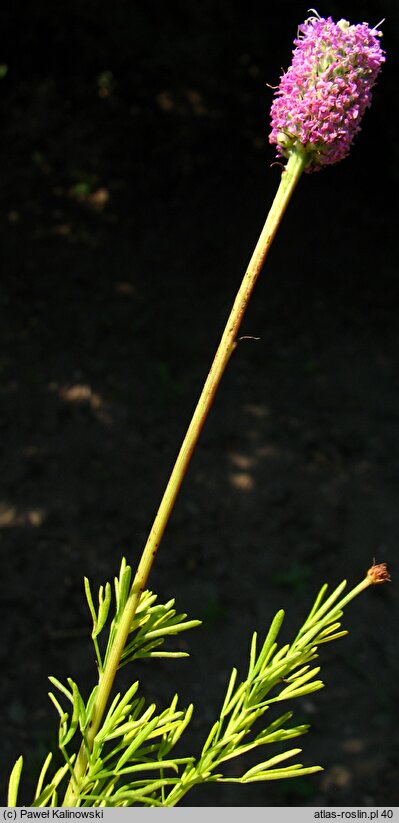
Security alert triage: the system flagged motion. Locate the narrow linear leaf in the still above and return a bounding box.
[32,783,57,808]
[226,722,310,764]
[94,581,112,637]
[205,727,248,766]
[135,590,158,616]
[222,678,250,717]
[317,621,341,638]
[248,633,258,677]
[201,720,221,757]
[117,565,132,614]
[8,756,23,806]
[84,577,98,628]
[301,581,347,633]
[105,704,157,742]
[115,715,161,770]
[248,711,293,743]
[48,676,74,704]
[48,692,68,724]
[272,680,324,701]
[283,665,310,683]
[293,621,329,651]
[32,758,76,806]
[169,703,194,747]
[270,643,290,666]
[106,757,190,777]
[61,682,81,747]
[277,666,321,695]
[255,723,310,746]
[146,651,190,658]
[317,630,348,644]
[35,752,53,800]
[144,619,202,639]
[99,691,122,735]
[305,583,329,622]
[111,681,140,720]
[220,668,238,718]
[239,764,323,782]
[251,611,285,678]
[243,747,303,778]
[84,685,99,730]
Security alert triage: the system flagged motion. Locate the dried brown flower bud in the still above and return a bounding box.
[367,562,391,585]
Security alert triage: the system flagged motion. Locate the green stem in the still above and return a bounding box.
[62,147,308,805]
[334,575,373,611]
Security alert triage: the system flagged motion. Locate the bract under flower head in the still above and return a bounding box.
[269,14,385,172]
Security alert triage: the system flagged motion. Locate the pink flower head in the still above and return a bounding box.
[269,13,385,171]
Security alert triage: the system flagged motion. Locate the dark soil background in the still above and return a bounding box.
[1,0,398,808]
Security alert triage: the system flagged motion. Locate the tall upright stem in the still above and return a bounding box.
[63,147,307,805]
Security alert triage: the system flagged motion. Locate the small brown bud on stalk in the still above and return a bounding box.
[367,562,391,585]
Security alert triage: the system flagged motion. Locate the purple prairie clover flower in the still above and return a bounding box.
[269,14,385,171]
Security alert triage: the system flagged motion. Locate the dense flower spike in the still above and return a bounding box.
[269,13,385,171]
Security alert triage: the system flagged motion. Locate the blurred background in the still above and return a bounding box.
[0,0,398,807]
